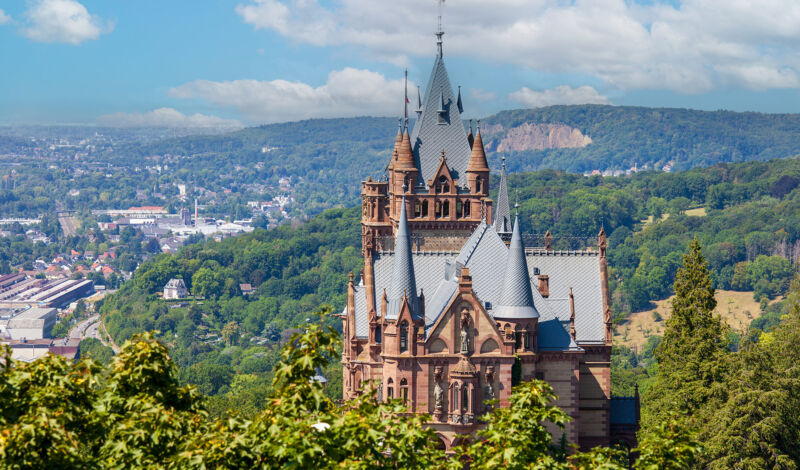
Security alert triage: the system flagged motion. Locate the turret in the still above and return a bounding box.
[493,215,539,319]
[466,123,489,196]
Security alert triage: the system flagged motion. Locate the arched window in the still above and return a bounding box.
[435,201,442,218]
[476,178,482,193]
[421,200,429,217]
[461,385,469,412]
[387,378,394,400]
[399,321,409,352]
[456,200,463,218]
[400,378,409,405]
[463,200,470,217]
[414,201,421,218]
[453,383,460,411]
[515,325,522,351]
[376,325,382,344]
[442,200,450,217]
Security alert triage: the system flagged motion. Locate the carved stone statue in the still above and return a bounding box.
[484,366,496,411]
[434,381,443,411]
[460,311,470,354]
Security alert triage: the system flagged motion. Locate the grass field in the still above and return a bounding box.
[684,207,707,217]
[613,289,779,351]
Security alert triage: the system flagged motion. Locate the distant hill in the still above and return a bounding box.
[110,106,800,212]
[482,105,800,173]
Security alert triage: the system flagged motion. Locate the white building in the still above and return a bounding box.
[164,278,188,299]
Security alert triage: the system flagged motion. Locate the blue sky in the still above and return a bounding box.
[3,0,800,127]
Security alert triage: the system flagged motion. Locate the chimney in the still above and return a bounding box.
[537,274,549,298]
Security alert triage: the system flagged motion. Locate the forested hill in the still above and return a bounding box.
[99,156,800,412]
[482,105,800,173]
[112,106,800,211]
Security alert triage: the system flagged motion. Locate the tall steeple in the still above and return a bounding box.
[494,215,538,319]
[494,156,511,237]
[387,191,420,319]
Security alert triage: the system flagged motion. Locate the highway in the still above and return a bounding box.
[68,314,119,352]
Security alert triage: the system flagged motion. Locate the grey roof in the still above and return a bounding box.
[410,52,471,188]
[494,159,511,234]
[353,224,600,349]
[526,249,605,344]
[493,217,538,319]
[165,278,186,289]
[386,197,421,320]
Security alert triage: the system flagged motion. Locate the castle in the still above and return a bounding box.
[340,31,636,450]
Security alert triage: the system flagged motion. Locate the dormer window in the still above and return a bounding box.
[476,178,482,194]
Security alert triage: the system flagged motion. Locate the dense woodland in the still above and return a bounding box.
[93,157,800,416]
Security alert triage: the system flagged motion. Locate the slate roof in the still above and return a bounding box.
[353,222,597,351]
[409,52,471,188]
[494,159,511,235]
[525,249,605,344]
[386,198,421,320]
[493,216,538,319]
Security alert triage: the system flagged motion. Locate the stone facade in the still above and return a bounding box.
[340,36,625,450]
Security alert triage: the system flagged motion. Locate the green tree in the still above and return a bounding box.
[642,237,728,432]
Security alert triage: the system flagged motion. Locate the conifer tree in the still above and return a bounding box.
[641,237,728,432]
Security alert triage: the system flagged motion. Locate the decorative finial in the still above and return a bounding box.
[502,155,506,170]
[440,149,446,160]
[477,119,481,133]
[436,0,445,56]
[469,119,473,133]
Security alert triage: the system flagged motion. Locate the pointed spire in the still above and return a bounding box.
[467,119,474,148]
[494,156,511,235]
[388,191,420,319]
[395,129,416,171]
[467,124,489,172]
[457,86,463,113]
[494,216,538,319]
[387,119,403,172]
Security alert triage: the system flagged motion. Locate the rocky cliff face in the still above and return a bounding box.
[486,123,592,152]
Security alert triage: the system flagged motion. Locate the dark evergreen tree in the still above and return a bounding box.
[641,237,728,432]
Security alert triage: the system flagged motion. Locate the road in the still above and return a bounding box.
[68,314,119,353]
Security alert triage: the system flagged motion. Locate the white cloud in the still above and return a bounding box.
[22,0,113,45]
[96,108,243,129]
[0,9,11,25]
[235,0,800,93]
[509,86,610,108]
[169,68,412,124]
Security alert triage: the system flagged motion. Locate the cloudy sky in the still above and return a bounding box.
[3,0,800,127]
